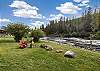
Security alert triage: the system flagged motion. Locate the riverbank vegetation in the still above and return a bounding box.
[43,7,100,40]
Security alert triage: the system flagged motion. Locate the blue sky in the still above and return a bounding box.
[0,0,100,28]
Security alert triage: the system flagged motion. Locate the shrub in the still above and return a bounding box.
[40,44,47,48]
[30,29,45,42]
[93,31,100,40]
[14,33,23,42]
[71,32,78,37]
[5,23,29,42]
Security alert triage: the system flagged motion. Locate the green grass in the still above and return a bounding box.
[0,38,100,71]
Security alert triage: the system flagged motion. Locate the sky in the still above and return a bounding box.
[0,0,100,28]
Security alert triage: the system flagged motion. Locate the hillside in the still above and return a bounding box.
[0,38,100,71]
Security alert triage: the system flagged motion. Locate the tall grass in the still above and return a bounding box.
[0,36,15,43]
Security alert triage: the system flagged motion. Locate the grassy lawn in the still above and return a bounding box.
[0,37,100,71]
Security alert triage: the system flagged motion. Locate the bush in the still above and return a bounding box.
[30,29,45,42]
[5,23,29,42]
[14,33,23,42]
[92,31,100,40]
[40,44,47,48]
[71,32,78,37]
[33,36,39,43]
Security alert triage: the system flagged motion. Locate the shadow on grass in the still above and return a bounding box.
[0,40,16,43]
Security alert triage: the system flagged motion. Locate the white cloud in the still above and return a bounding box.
[0,18,11,23]
[9,0,38,10]
[13,9,38,18]
[73,0,89,3]
[13,9,45,19]
[78,0,89,7]
[56,2,81,14]
[82,0,89,3]
[32,14,46,19]
[73,0,82,3]
[47,14,65,21]
[30,21,45,28]
[78,3,87,7]
[9,0,45,19]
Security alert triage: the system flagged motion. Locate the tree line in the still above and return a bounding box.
[42,7,100,40]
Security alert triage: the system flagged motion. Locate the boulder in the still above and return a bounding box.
[40,44,47,48]
[64,51,75,58]
[45,45,53,51]
[56,50,63,53]
[40,44,53,51]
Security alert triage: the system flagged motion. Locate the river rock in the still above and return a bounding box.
[64,51,75,58]
[45,45,53,51]
[40,44,53,51]
[40,44,47,48]
[56,50,63,53]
